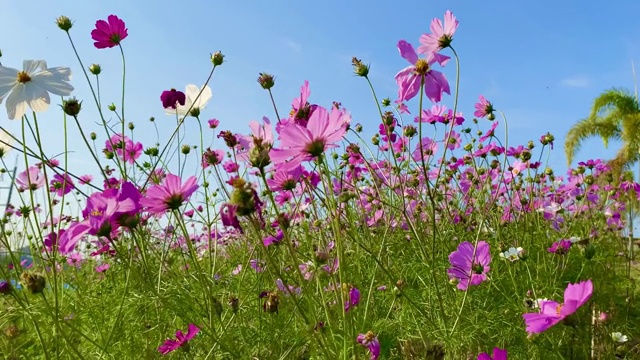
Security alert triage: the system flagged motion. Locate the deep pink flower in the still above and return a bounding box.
[83,182,141,237]
[91,15,128,49]
[270,105,349,168]
[357,332,380,360]
[344,286,360,312]
[478,347,508,360]
[395,40,450,104]
[548,239,572,255]
[160,89,186,109]
[220,203,242,232]
[140,174,198,214]
[49,173,75,196]
[158,324,200,355]
[447,241,491,290]
[418,10,459,54]
[208,118,220,129]
[16,166,45,191]
[522,280,593,334]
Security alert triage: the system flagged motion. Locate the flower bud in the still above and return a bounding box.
[257,73,275,90]
[181,145,191,155]
[211,51,225,66]
[90,132,97,140]
[62,98,82,116]
[381,98,391,107]
[354,123,363,133]
[89,64,101,75]
[108,103,116,111]
[56,16,73,32]
[351,57,369,77]
[128,122,134,130]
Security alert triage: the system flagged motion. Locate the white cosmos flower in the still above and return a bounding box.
[611,332,629,343]
[165,84,212,116]
[0,129,12,157]
[0,60,74,120]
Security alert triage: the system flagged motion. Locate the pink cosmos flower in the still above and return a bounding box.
[270,105,349,168]
[91,15,128,49]
[95,263,110,273]
[522,280,593,334]
[140,174,198,215]
[447,241,491,290]
[208,118,220,129]
[478,347,508,360]
[344,286,360,312]
[123,139,143,165]
[158,324,200,355]
[548,239,572,255]
[395,40,450,104]
[474,95,495,119]
[357,332,380,360]
[16,166,45,191]
[418,10,459,54]
[79,174,93,185]
[267,165,304,192]
[49,173,75,197]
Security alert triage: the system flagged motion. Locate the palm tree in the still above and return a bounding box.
[565,88,640,181]
[565,87,640,259]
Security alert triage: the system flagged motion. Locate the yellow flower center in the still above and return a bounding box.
[17,71,31,84]
[414,59,430,75]
[556,303,564,315]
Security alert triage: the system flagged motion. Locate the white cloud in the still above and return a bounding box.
[560,75,591,88]
[284,39,301,53]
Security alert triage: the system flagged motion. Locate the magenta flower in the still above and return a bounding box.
[158,324,200,355]
[395,40,450,104]
[160,89,186,109]
[83,181,141,237]
[91,15,128,49]
[548,239,572,255]
[140,174,198,214]
[16,166,45,191]
[418,10,459,54]
[447,241,491,290]
[270,105,349,168]
[478,347,508,360]
[208,118,220,129]
[357,332,380,360]
[523,280,593,334]
[49,173,75,196]
[474,95,495,119]
[344,285,361,312]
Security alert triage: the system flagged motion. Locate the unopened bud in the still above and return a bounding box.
[257,73,275,90]
[56,16,73,32]
[89,64,101,75]
[61,98,82,116]
[211,51,225,66]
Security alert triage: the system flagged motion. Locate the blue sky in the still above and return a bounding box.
[1,0,640,189]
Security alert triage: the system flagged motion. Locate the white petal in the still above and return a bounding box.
[31,72,74,96]
[6,85,27,120]
[26,84,50,112]
[193,85,212,108]
[23,60,46,75]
